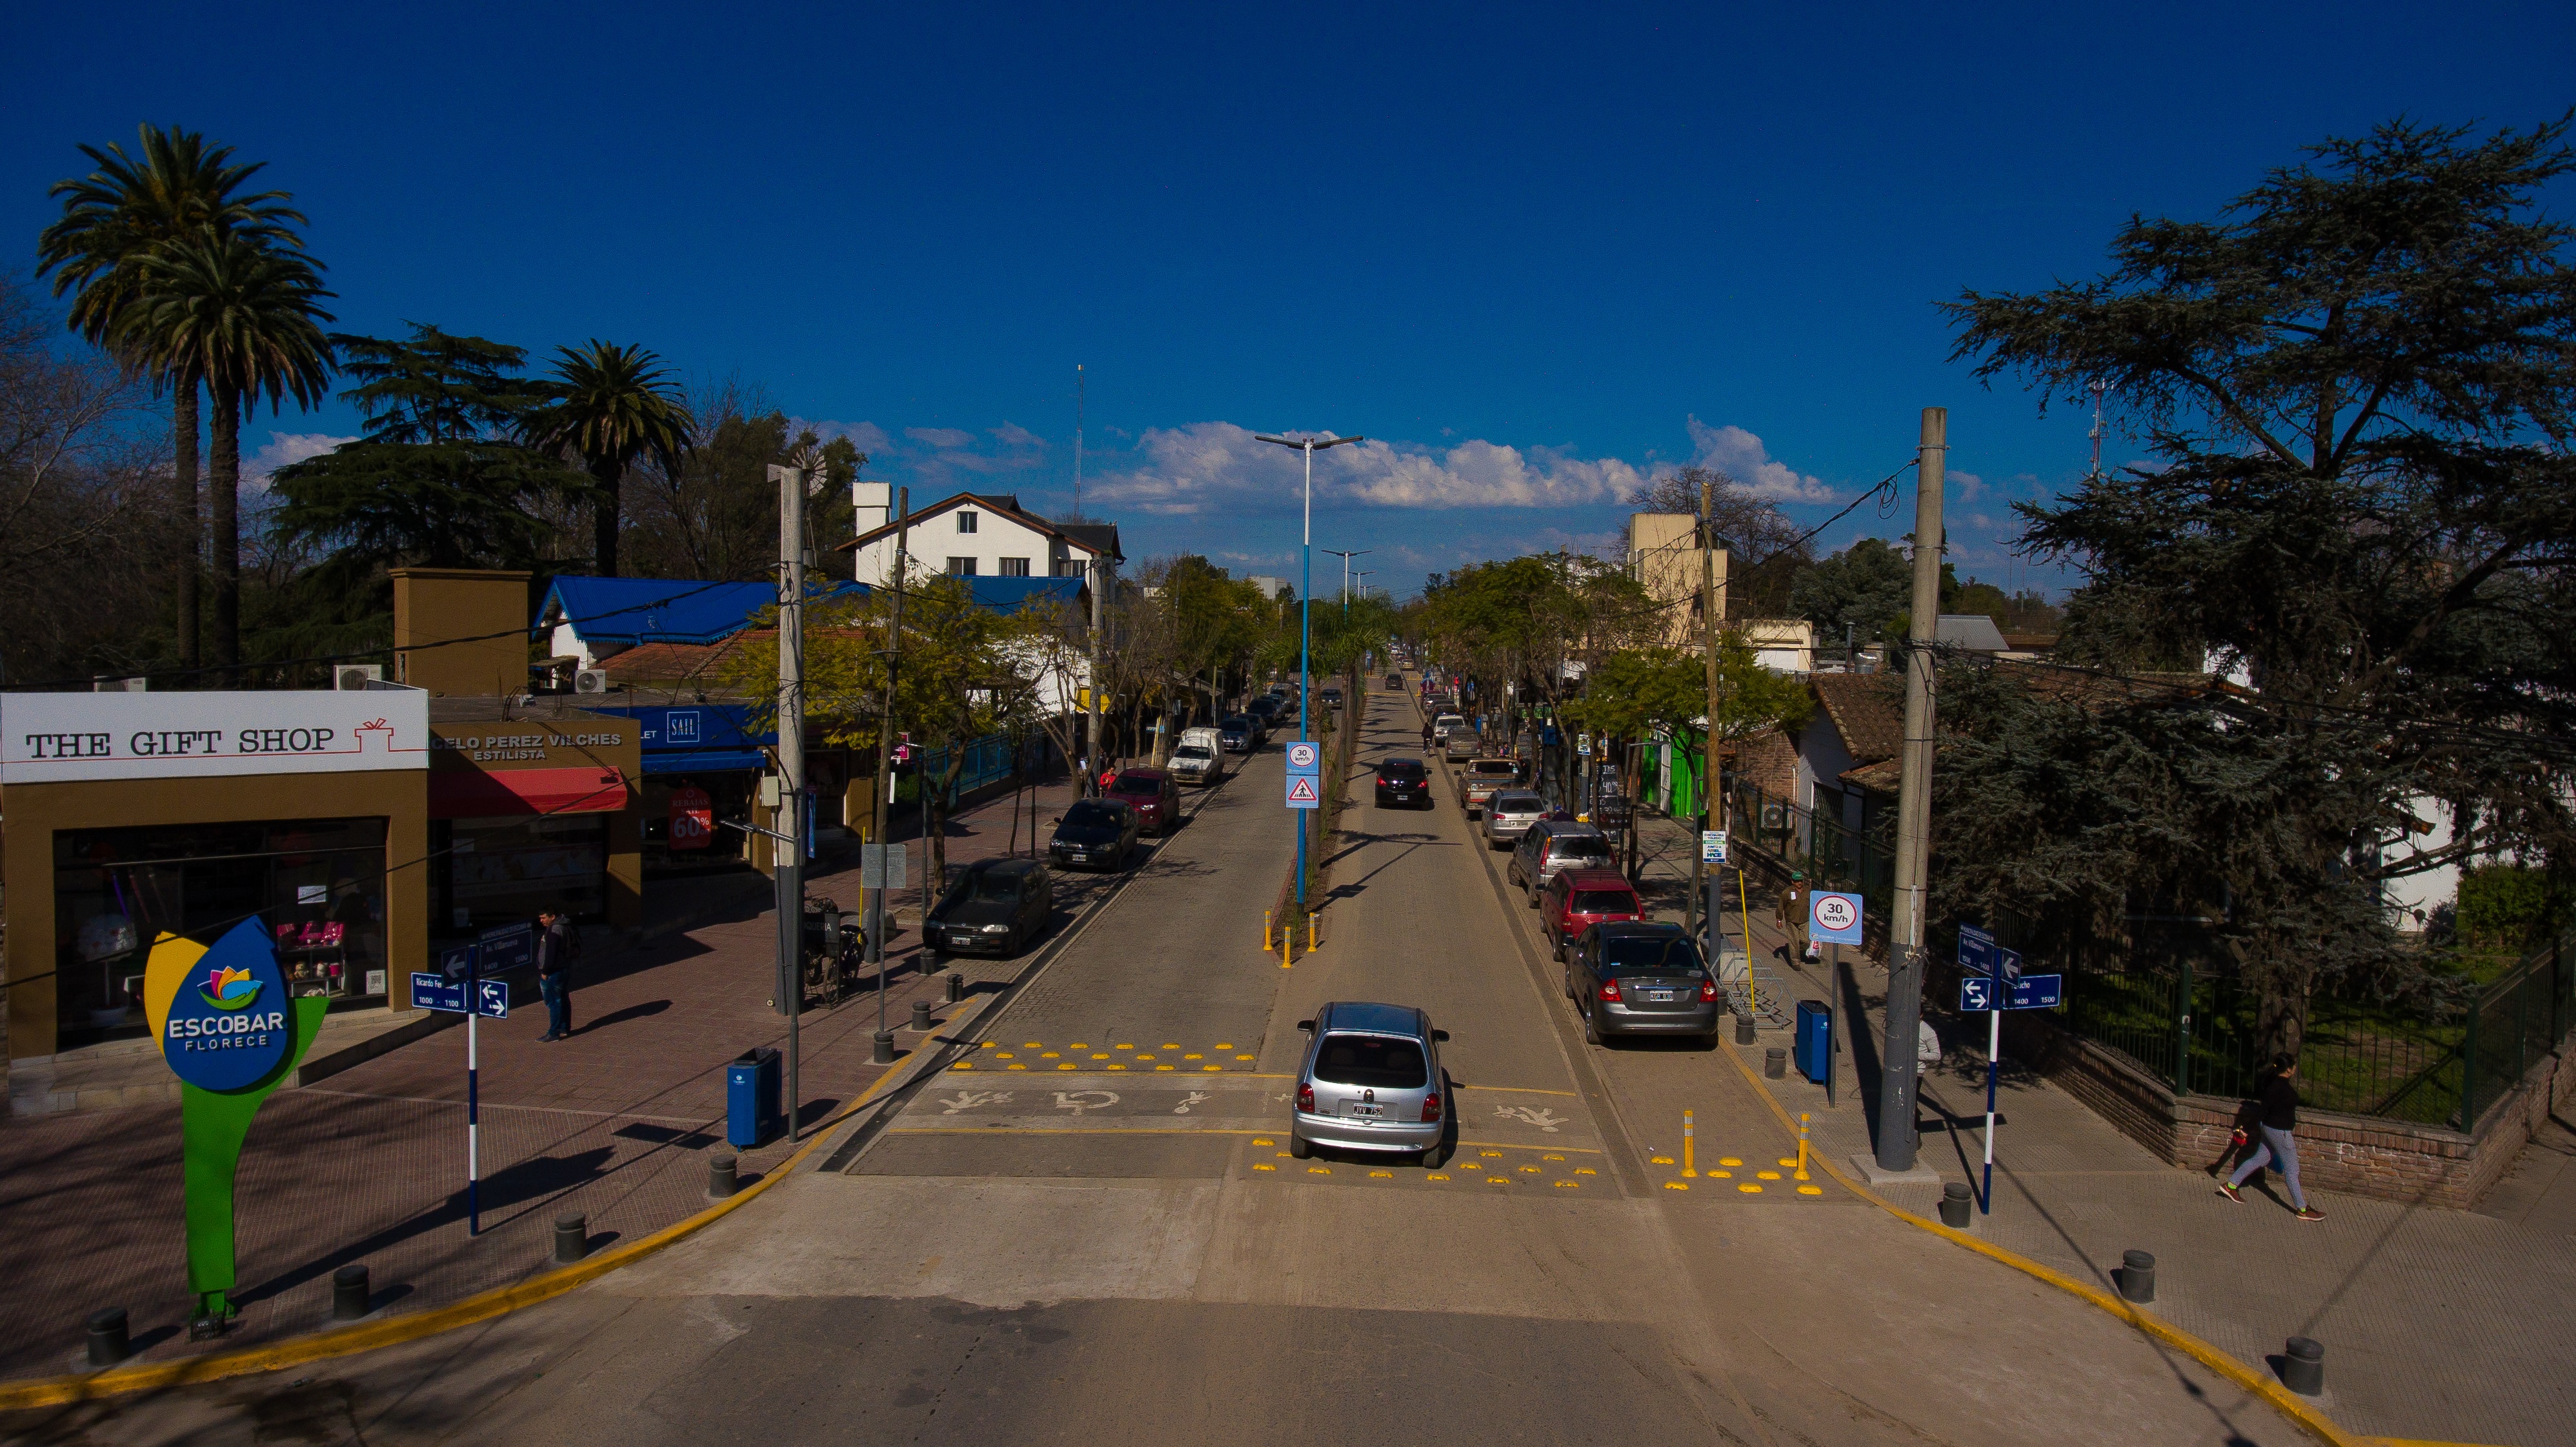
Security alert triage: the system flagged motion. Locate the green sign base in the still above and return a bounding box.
[181,996,327,1329]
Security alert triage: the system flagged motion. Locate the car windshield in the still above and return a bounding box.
[1571,890,1638,915]
[1551,835,1613,862]
[1313,1034,1428,1089]
[1491,793,1543,813]
[971,871,1025,902]
[1061,802,1121,829]
[1223,717,1251,730]
[1174,745,1211,760]
[1600,935,1704,973]
[1110,774,1160,795]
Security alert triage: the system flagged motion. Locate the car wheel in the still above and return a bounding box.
[1288,1133,1314,1160]
[1421,1141,1448,1170]
[1525,884,1540,909]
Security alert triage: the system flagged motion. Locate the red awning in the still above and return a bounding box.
[430,766,630,819]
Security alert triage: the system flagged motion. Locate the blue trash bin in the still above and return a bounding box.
[727,1046,781,1148]
[1793,1000,1831,1084]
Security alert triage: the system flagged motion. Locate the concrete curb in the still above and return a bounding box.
[1709,1032,2364,1447]
[0,987,1002,1412]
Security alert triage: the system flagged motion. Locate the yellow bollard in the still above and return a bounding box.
[1796,1113,1811,1180]
[1682,1109,1697,1177]
[1282,927,1292,969]
[1307,913,1317,953]
[1263,910,1273,951]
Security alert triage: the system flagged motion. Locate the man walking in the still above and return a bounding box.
[535,908,576,1042]
[2218,1053,2326,1220]
[1776,870,1810,963]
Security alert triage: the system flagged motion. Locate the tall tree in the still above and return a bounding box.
[519,341,692,576]
[623,379,862,582]
[35,124,309,669]
[1943,116,2576,1055]
[119,228,334,674]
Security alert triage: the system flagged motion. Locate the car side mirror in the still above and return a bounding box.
[1433,1029,1450,1042]
[1296,1019,1314,1033]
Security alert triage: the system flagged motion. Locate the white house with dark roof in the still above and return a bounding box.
[841,487,1121,589]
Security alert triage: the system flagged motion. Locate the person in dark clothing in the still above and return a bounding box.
[2219,1053,2326,1220]
[534,909,576,1041]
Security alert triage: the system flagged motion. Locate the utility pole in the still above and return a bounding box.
[770,462,807,1141]
[1877,407,1947,1175]
[1697,476,1724,947]
[867,488,912,1066]
[1085,545,1106,793]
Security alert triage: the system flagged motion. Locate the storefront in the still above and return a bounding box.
[587,703,774,871]
[1,690,431,1060]
[427,701,642,937]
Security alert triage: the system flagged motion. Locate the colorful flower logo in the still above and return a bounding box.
[197,964,262,1011]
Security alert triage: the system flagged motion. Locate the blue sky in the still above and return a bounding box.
[7,1,2570,600]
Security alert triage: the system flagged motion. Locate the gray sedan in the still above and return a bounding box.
[1482,791,1547,849]
[1565,922,1722,1044]
[1287,1001,1451,1167]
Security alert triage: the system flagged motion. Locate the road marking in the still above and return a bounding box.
[1480,1149,1504,1157]
[1719,1157,1742,1167]
[1543,1153,1565,1161]
[1006,1064,1027,1071]
[1162,1042,1180,1049]
[1052,1091,1119,1115]
[1778,1158,1798,1168]
[1517,1165,1541,1173]
[1651,1155,1675,1165]
[1369,1170,1393,1178]
[1757,1171,1781,1180]
[1106,1064,1127,1071]
[1575,1168,1598,1175]
[1216,1042,1235,1049]
[1554,1180,1580,1188]
[1116,1043,1134,1049]
[1173,1091,1213,1115]
[939,1091,1012,1115]
[1253,1137,1274,1145]
[1710,1171,1732,1179]
[1070,1042,1088,1049]
[996,1053,1015,1059]
[1253,1164,1275,1171]
[1057,1064,1076,1070]
[980,1042,1000,1050]
[1664,1182,1689,1191]
[1460,1162,1482,1171]
[1798,1186,1824,1195]
[1308,1166,1331,1175]
[1738,1183,1763,1193]
[1155,1065,1175,1071]
[1203,1066,1223,1072]
[1023,1042,1040,1047]
[1040,1052,1060,1058]
[1234,1054,1255,1061]
[1136,1054,1156,1061]
[1427,1173,1451,1182]
[951,1063,974,1069]
[1485,1176,1511,1185]
[1184,1053,1203,1060]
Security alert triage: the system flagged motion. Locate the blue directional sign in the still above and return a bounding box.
[1957,924,2022,983]
[1960,974,2063,1012]
[474,978,510,1020]
[479,921,533,975]
[413,972,468,1013]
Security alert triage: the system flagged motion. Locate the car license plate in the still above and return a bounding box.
[1068,853,1089,863]
[1645,989,1676,1002]
[1345,1102,1384,1118]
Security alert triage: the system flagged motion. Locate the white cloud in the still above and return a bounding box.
[1085,422,1649,516]
[904,426,975,449]
[244,431,354,492]
[990,422,1046,450]
[1681,416,1836,503]
[1954,469,1987,501]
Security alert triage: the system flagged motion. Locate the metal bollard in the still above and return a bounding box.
[332,1264,371,1321]
[872,1029,896,1065]
[1735,1015,1757,1045]
[85,1308,130,1368]
[911,999,934,1031]
[2279,1337,2324,1396]
[709,1154,739,1199]
[945,971,964,1003]
[1764,1046,1787,1078]
[1939,1181,1973,1228]
[2118,1250,2156,1304]
[553,1214,589,1264]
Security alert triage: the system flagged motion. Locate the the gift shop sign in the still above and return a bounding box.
[1,690,430,783]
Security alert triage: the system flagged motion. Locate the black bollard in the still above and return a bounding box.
[1735,1015,1757,1045]
[872,1029,896,1065]
[554,1214,589,1264]
[911,999,934,1032]
[2118,1250,2156,1304]
[85,1308,130,1368]
[1938,1180,1973,1228]
[709,1155,739,1199]
[332,1264,371,1321]
[945,971,965,1003]
[2280,1337,2324,1396]
[1764,1047,1787,1078]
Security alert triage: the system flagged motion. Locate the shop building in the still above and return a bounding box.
[428,699,641,936]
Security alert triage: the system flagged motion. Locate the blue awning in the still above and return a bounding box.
[644,748,768,775]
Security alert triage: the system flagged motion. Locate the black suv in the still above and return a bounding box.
[1374,756,1432,809]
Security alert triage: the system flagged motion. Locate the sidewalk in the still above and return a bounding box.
[1628,808,2575,1446]
[0,767,1096,1384]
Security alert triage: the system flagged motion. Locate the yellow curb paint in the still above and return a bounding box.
[1713,1030,2362,1447]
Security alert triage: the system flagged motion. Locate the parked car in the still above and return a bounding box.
[1443,728,1479,763]
[925,857,1054,957]
[1482,790,1547,849]
[1507,821,1616,906]
[1219,714,1257,753]
[1286,1001,1451,1166]
[1455,758,1522,816]
[1374,756,1433,809]
[1105,767,1181,835]
[1169,727,1225,785]
[1431,712,1466,740]
[1540,867,1645,961]
[1245,697,1282,743]
[1565,922,1720,1044]
[1048,799,1142,870]
[1384,673,1404,689]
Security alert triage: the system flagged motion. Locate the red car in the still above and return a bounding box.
[1541,868,1645,962]
[1105,768,1181,835]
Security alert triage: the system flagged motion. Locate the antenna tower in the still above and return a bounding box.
[1074,364,1085,520]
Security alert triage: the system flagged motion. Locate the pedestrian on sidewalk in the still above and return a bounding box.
[535,908,578,1042]
[2217,1053,2326,1220]
[1776,871,1810,962]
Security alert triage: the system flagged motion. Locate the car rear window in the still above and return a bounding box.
[1111,773,1160,793]
[1313,1034,1428,1089]
[1381,762,1425,779]
[1549,835,1613,862]
[1491,793,1543,812]
[1600,936,1704,973]
[1571,889,1638,914]
[1470,762,1517,776]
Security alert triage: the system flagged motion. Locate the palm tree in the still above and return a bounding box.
[519,341,692,576]
[35,124,308,669]
[120,230,334,674]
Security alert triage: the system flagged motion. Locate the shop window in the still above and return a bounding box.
[52,818,390,1046]
[998,556,1030,577]
[440,813,611,931]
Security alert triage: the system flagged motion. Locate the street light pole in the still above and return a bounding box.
[1256,432,1364,916]
[1323,547,1371,614]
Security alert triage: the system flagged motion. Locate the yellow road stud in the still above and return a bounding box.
[1738,1183,1762,1193]
[1664,1181,1689,1191]
[1253,1163,1276,1171]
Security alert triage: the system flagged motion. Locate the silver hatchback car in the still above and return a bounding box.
[1287,1001,1451,1167]
[1483,790,1548,849]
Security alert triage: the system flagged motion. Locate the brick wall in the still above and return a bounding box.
[1736,729,1796,798]
[2002,1008,2575,1211]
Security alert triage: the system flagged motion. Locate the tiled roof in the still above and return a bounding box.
[1809,672,1904,763]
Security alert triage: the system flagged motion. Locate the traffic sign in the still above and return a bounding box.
[475,979,509,1019]
[412,972,467,1013]
[1958,924,2022,982]
[1285,774,1320,809]
[1700,829,1728,864]
[1284,740,1321,773]
[1810,891,1864,946]
[1960,974,2063,1011]
[479,922,533,975]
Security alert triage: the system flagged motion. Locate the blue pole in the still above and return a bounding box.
[1297,443,1312,913]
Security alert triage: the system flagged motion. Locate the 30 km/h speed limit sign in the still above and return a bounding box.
[1285,741,1320,773]
[1809,891,1864,946]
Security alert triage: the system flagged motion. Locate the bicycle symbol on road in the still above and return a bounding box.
[1493,1104,1565,1133]
[1172,1091,1213,1115]
[938,1090,1013,1115]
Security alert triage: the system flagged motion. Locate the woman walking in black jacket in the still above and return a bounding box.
[2218,1053,2326,1220]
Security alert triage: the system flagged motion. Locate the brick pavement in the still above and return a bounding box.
[1627,806,2576,1446]
[0,765,1107,1383]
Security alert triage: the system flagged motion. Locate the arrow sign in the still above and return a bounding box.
[475,979,510,1020]
[1958,923,2023,982]
[1960,974,2063,1011]
[1284,740,1321,773]
[1285,773,1321,810]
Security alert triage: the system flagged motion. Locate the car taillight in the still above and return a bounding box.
[1296,1083,1314,1113]
[1421,1091,1442,1123]
[1597,978,1622,1002]
[1700,979,1719,1002]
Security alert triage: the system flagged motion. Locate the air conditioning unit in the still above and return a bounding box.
[574,669,611,694]
[334,664,384,691]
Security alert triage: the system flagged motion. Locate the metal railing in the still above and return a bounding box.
[1726,778,1895,922]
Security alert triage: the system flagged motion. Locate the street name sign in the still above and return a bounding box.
[1957,924,2022,982]
[1959,974,2064,1012]
[412,972,467,1014]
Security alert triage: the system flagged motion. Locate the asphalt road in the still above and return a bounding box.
[12,680,2313,1447]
